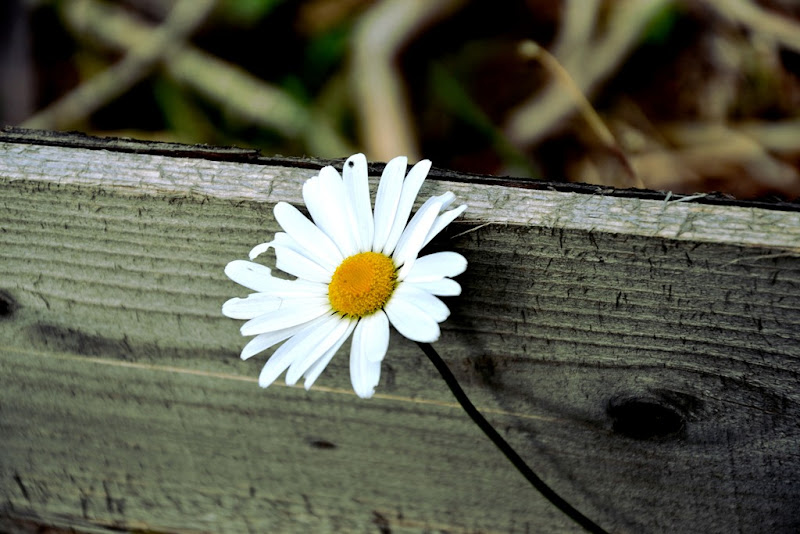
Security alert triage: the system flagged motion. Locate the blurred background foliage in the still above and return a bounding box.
[2,0,800,198]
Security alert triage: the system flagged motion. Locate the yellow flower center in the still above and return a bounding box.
[328,252,397,317]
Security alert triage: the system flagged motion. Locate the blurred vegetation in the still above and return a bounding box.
[3,0,800,198]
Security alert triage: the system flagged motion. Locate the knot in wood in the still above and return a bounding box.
[0,290,17,319]
[607,392,691,440]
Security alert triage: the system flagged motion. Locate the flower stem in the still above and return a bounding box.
[416,342,610,534]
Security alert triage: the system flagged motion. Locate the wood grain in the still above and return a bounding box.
[1,131,799,533]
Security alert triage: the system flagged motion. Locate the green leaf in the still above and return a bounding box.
[219,0,286,26]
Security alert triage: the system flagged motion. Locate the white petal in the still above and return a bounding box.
[225,260,274,292]
[318,166,361,255]
[429,191,455,210]
[384,296,441,343]
[372,156,407,252]
[407,278,461,296]
[391,196,440,261]
[258,279,327,298]
[392,199,443,278]
[257,314,331,388]
[394,283,450,322]
[302,172,343,255]
[252,231,320,261]
[274,202,342,271]
[225,260,327,297]
[343,153,374,251]
[285,315,350,385]
[249,243,271,260]
[249,233,287,259]
[274,243,332,283]
[268,232,327,262]
[241,301,331,336]
[304,166,360,257]
[381,159,431,255]
[403,251,468,282]
[222,293,283,319]
[240,323,307,360]
[350,319,383,398]
[303,319,356,390]
[247,234,333,283]
[360,310,391,362]
[422,204,467,249]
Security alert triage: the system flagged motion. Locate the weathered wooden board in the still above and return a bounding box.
[1,129,799,533]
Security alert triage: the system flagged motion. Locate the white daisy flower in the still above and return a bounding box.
[222,154,467,399]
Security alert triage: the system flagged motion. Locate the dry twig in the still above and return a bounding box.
[710,0,800,55]
[35,0,353,157]
[518,41,644,189]
[23,0,216,130]
[505,0,670,147]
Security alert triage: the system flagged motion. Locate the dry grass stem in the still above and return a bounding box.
[22,0,217,130]
[519,41,644,189]
[505,0,670,147]
[33,0,353,157]
[351,0,465,162]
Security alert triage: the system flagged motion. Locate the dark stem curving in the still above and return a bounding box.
[416,342,610,534]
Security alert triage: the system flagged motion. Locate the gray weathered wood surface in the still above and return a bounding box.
[1,129,799,533]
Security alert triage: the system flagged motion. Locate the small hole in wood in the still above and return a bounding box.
[309,439,337,450]
[607,396,686,440]
[0,290,17,318]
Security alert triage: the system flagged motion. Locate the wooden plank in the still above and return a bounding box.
[1,130,799,533]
